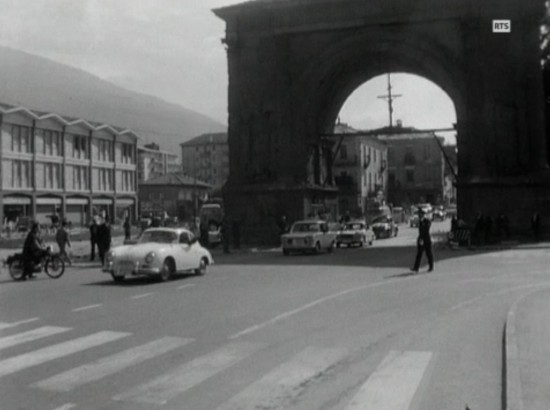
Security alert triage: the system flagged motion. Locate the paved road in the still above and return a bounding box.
[0,222,548,410]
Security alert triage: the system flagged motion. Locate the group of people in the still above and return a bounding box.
[89,212,112,265]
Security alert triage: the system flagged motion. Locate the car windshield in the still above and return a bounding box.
[292,223,320,233]
[373,216,390,223]
[138,230,177,244]
[345,223,364,230]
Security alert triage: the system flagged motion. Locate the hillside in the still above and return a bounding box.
[0,46,226,155]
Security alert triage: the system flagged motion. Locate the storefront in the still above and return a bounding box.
[36,196,62,225]
[115,197,136,223]
[66,197,89,227]
[91,197,114,221]
[2,195,31,223]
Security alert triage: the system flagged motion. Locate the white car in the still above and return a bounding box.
[103,227,214,282]
[336,220,374,247]
[281,220,337,255]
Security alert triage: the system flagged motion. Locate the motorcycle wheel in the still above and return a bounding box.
[8,258,25,281]
[45,255,65,279]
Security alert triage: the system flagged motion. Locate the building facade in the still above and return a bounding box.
[180,133,229,189]
[0,104,138,227]
[137,143,180,182]
[138,173,212,222]
[375,127,446,207]
[331,123,388,216]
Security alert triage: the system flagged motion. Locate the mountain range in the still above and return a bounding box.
[0,46,226,156]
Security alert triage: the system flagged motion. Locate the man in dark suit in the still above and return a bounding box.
[411,208,434,273]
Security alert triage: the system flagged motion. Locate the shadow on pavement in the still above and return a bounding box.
[82,273,196,287]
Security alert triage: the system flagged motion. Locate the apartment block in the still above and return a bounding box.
[0,104,139,227]
[138,143,181,182]
[180,133,229,189]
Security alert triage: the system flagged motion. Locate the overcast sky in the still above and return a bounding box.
[0,0,456,142]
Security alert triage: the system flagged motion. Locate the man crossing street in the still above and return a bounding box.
[410,208,434,273]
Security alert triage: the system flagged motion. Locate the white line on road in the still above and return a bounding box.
[72,304,103,312]
[229,278,411,339]
[0,317,40,331]
[177,284,196,290]
[131,292,155,299]
[344,350,432,410]
[34,336,192,392]
[52,404,77,410]
[0,326,70,351]
[0,331,131,378]
[216,346,347,410]
[113,342,263,405]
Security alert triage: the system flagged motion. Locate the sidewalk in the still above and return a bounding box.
[505,287,550,410]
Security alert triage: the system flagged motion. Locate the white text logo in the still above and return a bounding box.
[493,20,511,33]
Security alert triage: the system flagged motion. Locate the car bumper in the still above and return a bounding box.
[337,236,362,244]
[102,261,161,276]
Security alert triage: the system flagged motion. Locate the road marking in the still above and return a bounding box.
[229,279,409,339]
[131,292,155,299]
[52,404,77,410]
[34,336,192,392]
[216,346,347,410]
[113,342,263,405]
[0,326,70,351]
[177,284,196,290]
[0,317,40,331]
[344,350,432,410]
[0,331,131,378]
[72,304,103,312]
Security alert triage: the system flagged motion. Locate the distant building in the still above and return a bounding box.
[330,123,388,217]
[0,103,138,227]
[180,133,229,189]
[137,143,180,182]
[138,172,212,222]
[374,125,446,206]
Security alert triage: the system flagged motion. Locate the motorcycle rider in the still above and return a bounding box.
[22,221,48,280]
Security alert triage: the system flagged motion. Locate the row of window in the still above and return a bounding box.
[2,160,136,192]
[3,125,135,163]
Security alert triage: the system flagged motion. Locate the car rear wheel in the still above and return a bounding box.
[159,258,174,282]
[327,241,335,253]
[282,248,290,256]
[111,272,125,283]
[195,258,207,276]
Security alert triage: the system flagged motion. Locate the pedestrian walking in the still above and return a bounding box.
[97,215,112,266]
[56,220,72,266]
[531,211,541,242]
[89,216,98,261]
[123,216,131,240]
[410,208,434,273]
[277,215,289,235]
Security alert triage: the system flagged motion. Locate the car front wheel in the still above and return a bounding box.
[159,258,174,282]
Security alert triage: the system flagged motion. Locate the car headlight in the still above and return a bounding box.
[145,251,156,263]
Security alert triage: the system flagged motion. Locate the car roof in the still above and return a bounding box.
[294,219,326,223]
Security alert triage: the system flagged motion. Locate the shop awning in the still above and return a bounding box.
[116,198,135,206]
[36,197,62,205]
[3,196,32,205]
[67,198,88,205]
[92,198,113,205]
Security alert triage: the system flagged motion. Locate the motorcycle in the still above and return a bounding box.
[4,247,65,281]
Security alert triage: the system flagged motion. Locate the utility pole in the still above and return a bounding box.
[377,73,402,129]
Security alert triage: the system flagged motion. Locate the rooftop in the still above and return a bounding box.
[180,133,227,147]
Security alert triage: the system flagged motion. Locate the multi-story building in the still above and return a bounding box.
[375,124,446,206]
[138,173,213,222]
[180,133,229,189]
[0,103,138,227]
[331,123,388,216]
[137,143,180,182]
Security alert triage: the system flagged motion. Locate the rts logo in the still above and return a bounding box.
[493,20,511,33]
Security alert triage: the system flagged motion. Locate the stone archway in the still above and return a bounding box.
[214,0,549,243]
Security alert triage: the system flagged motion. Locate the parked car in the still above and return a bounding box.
[371,215,398,239]
[281,220,337,255]
[336,220,374,247]
[103,227,214,283]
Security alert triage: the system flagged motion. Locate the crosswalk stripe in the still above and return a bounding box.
[216,346,347,410]
[33,336,192,392]
[0,331,131,378]
[113,342,263,405]
[344,350,432,410]
[51,404,77,410]
[0,318,40,331]
[0,326,70,351]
